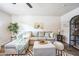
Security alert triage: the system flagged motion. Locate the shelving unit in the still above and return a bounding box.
[70,15,79,49]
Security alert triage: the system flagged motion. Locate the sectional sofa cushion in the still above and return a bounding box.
[32,31,38,37]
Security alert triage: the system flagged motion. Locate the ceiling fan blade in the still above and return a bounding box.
[26,3,32,8]
[12,3,16,5]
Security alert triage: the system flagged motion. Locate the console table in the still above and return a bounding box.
[29,37,55,46]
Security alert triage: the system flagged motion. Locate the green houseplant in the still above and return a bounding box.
[8,23,19,40]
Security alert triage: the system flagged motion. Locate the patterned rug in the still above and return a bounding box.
[25,45,74,56]
[26,49,73,56]
[0,45,77,56]
[0,50,74,56]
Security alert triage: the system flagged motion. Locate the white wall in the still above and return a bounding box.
[0,6,79,46]
[1,7,79,45]
[0,11,11,45]
[12,15,61,33]
[61,7,79,44]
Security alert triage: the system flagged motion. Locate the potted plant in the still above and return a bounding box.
[8,23,19,40]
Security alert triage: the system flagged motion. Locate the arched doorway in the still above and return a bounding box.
[70,15,79,49]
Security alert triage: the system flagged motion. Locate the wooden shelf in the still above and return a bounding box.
[73,45,79,50]
[71,23,79,25]
[71,40,79,41]
[72,34,79,36]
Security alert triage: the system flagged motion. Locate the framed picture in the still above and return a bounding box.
[34,23,43,29]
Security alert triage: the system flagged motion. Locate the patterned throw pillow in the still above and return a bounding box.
[16,31,31,40]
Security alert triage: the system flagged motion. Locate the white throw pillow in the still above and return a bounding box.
[50,32,54,38]
[38,32,45,37]
[32,31,38,37]
[45,32,50,37]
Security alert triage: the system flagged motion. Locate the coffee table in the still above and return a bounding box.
[33,41,56,56]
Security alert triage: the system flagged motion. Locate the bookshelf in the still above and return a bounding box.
[70,15,79,49]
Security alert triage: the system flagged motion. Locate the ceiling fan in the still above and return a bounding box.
[26,3,32,8]
[12,3,33,8]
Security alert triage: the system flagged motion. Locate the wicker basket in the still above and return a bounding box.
[39,40,48,45]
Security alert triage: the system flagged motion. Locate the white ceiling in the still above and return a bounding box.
[0,3,79,16]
